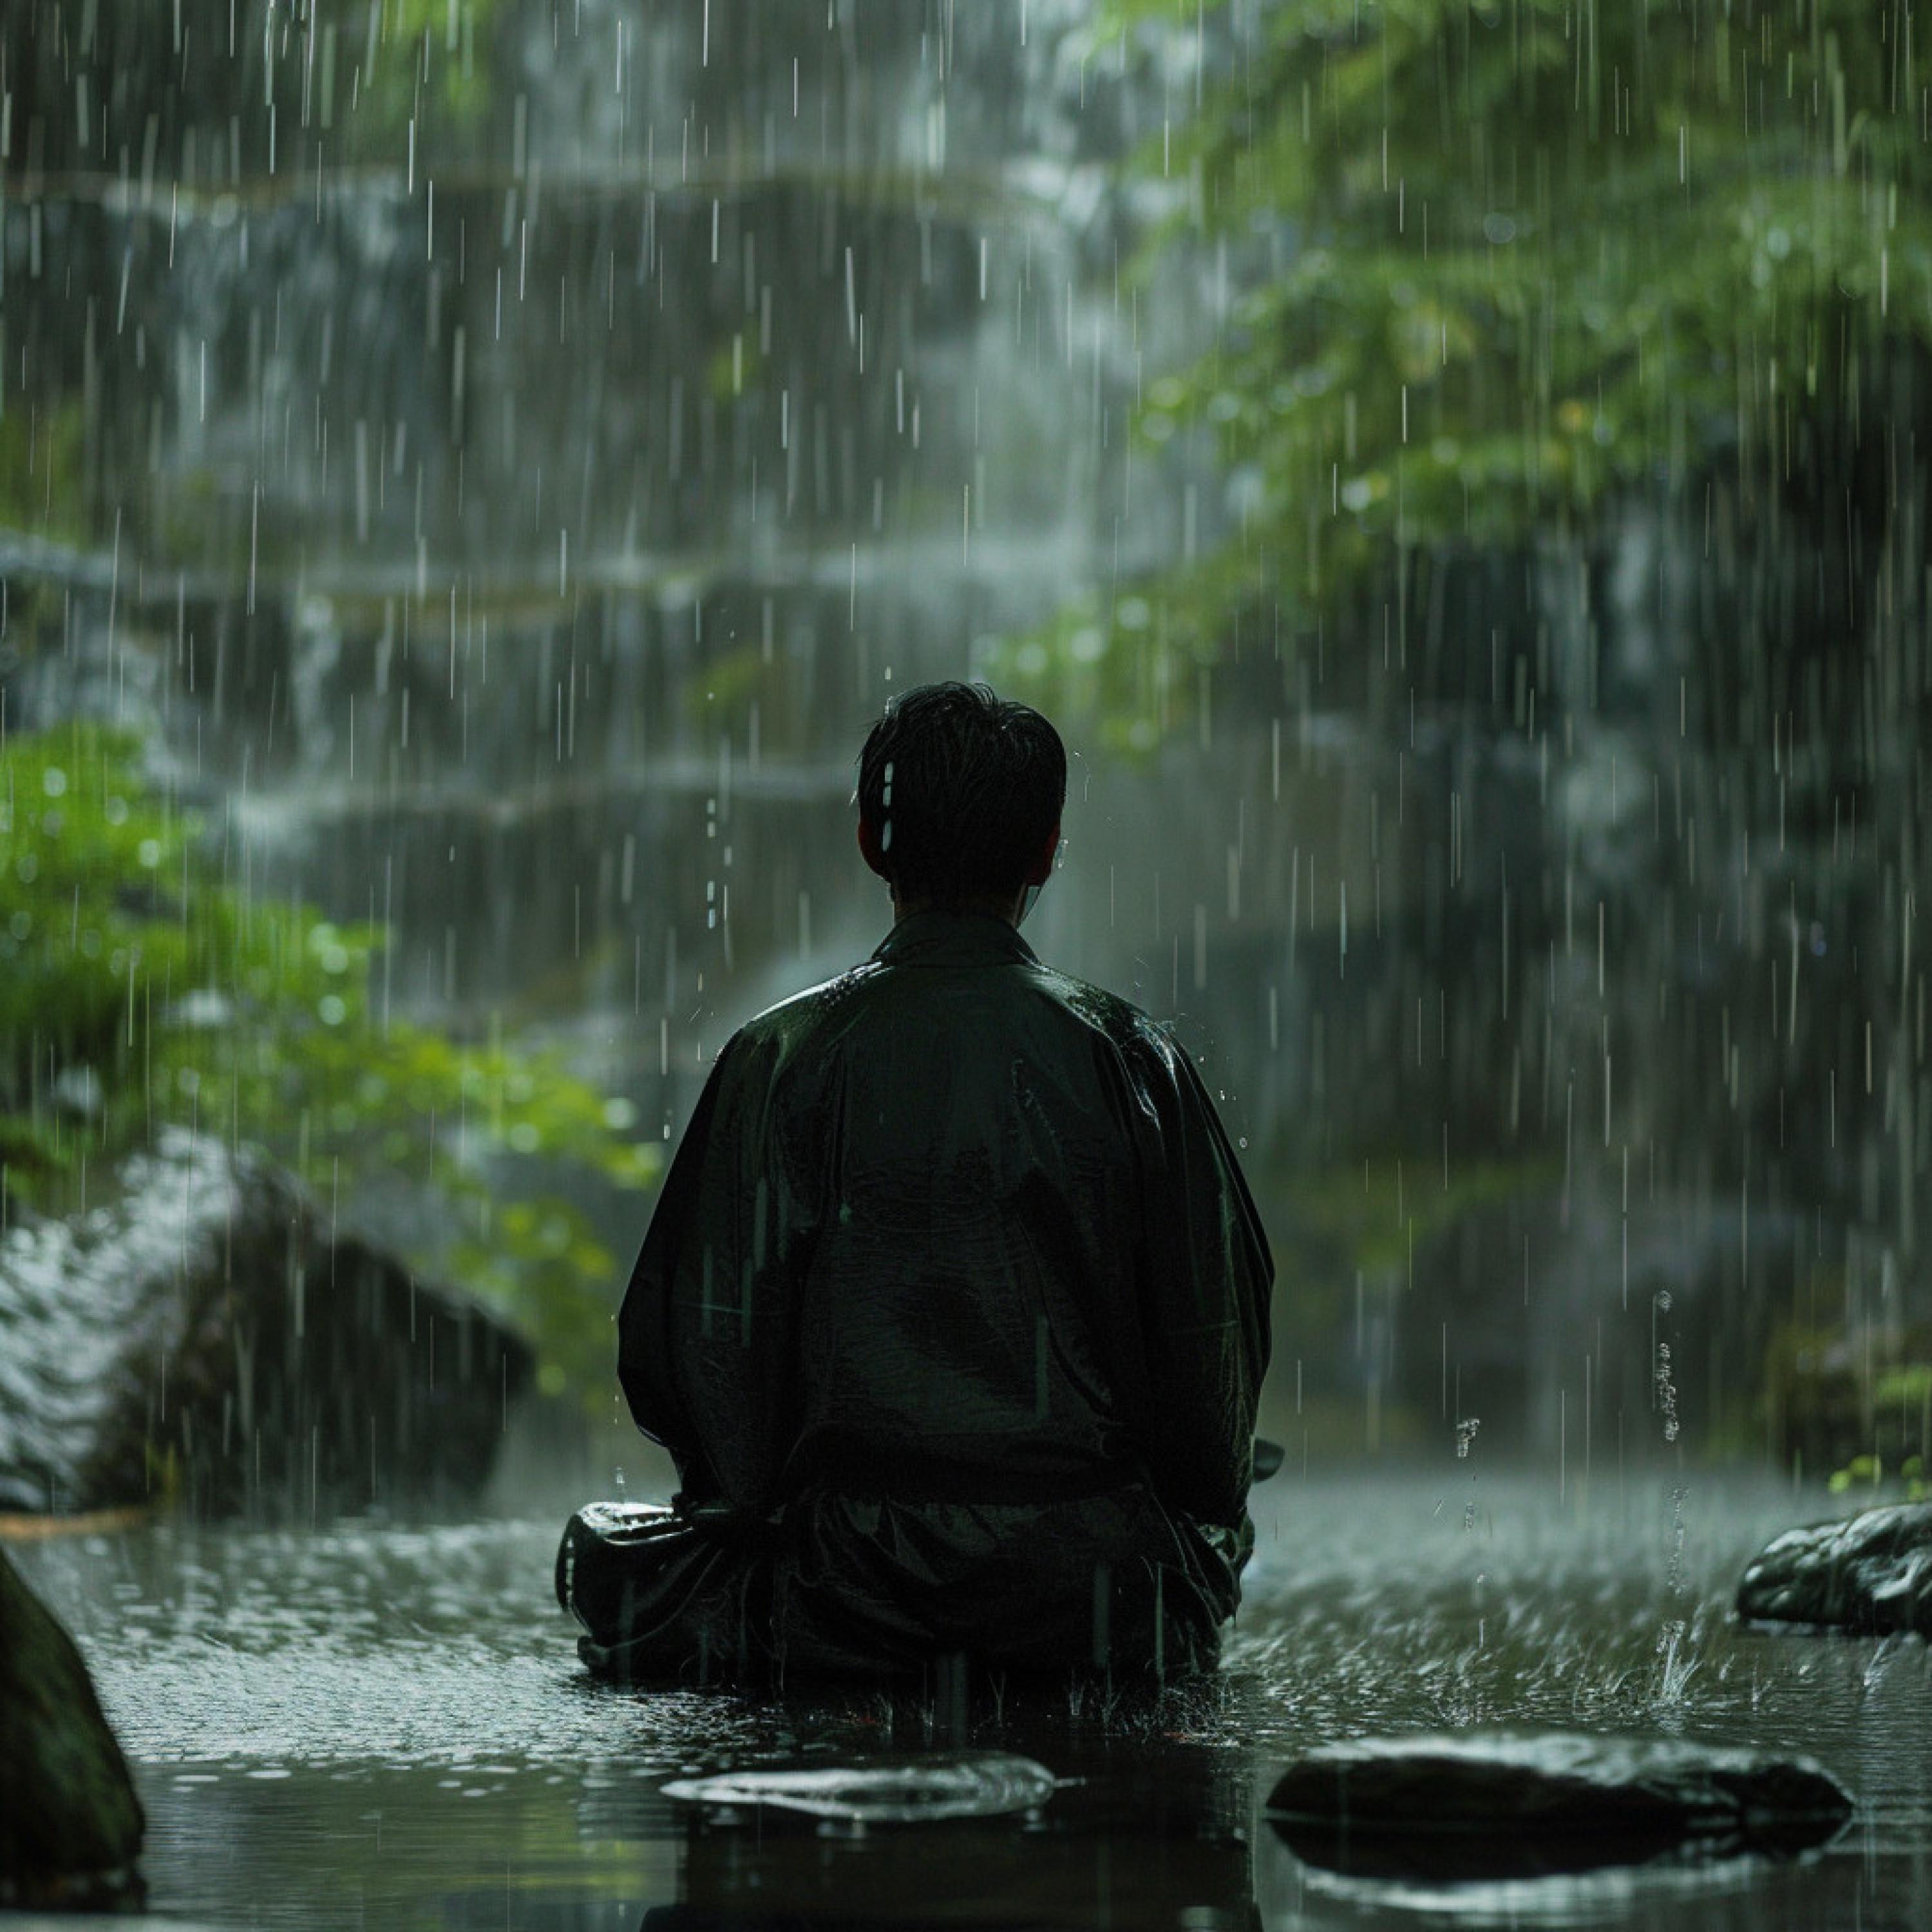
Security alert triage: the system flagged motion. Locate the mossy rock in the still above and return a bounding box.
[0,1546,145,1909]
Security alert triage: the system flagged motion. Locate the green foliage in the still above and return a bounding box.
[0,399,88,542]
[685,636,768,740]
[1829,1452,1928,1502]
[317,0,498,135]
[990,556,1247,759]
[1265,1150,1557,1389]
[0,719,660,1405]
[707,331,766,406]
[1761,1320,1932,1482]
[1877,1362,1932,1410]
[1012,0,1931,724]
[1284,1149,1557,1280]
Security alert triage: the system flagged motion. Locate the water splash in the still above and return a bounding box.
[1653,1292,1680,1444]
[1652,1617,1699,1706]
[1455,1417,1481,1530]
[1652,1481,1697,1710]
[1665,1484,1690,1596]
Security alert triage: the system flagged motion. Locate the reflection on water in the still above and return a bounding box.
[9,1472,1931,1929]
[1272,1848,1840,1930]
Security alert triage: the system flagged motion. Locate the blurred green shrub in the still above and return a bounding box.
[309,0,500,135]
[1764,1321,1932,1491]
[1829,1452,1928,1503]
[0,718,660,1406]
[1841,1365,1932,1498]
[0,402,89,544]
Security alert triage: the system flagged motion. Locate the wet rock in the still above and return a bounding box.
[661,1752,1061,1824]
[0,1547,145,1910]
[0,1125,532,1518]
[1736,1502,1932,1637]
[1265,1732,1852,1880]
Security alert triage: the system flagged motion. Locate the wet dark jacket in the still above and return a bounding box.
[616,909,1274,1680]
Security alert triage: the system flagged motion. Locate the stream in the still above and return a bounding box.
[8,1469,1929,1930]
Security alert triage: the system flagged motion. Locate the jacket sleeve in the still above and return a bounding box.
[616,1027,815,1514]
[1124,1023,1274,1526]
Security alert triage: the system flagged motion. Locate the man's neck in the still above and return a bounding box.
[891,895,1023,927]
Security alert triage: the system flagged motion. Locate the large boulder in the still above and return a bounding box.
[1265,1732,1852,1881]
[1736,1502,1932,1638]
[0,1125,533,1518]
[0,1546,144,1910]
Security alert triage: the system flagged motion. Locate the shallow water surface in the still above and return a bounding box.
[10,1470,1931,1929]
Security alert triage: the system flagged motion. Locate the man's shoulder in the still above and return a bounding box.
[726,961,886,1061]
[1020,961,1161,1045]
[729,954,1180,1073]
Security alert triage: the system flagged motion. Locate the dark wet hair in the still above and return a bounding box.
[855,681,1066,905]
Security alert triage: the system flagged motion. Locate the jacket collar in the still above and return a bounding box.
[870,909,1040,969]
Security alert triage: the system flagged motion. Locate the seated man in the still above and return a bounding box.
[557,679,1273,1687]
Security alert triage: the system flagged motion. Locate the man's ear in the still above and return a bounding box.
[856,815,893,882]
[1024,820,1061,887]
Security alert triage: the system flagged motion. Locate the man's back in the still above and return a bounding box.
[614,907,1273,1681]
[556,677,1275,1684]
